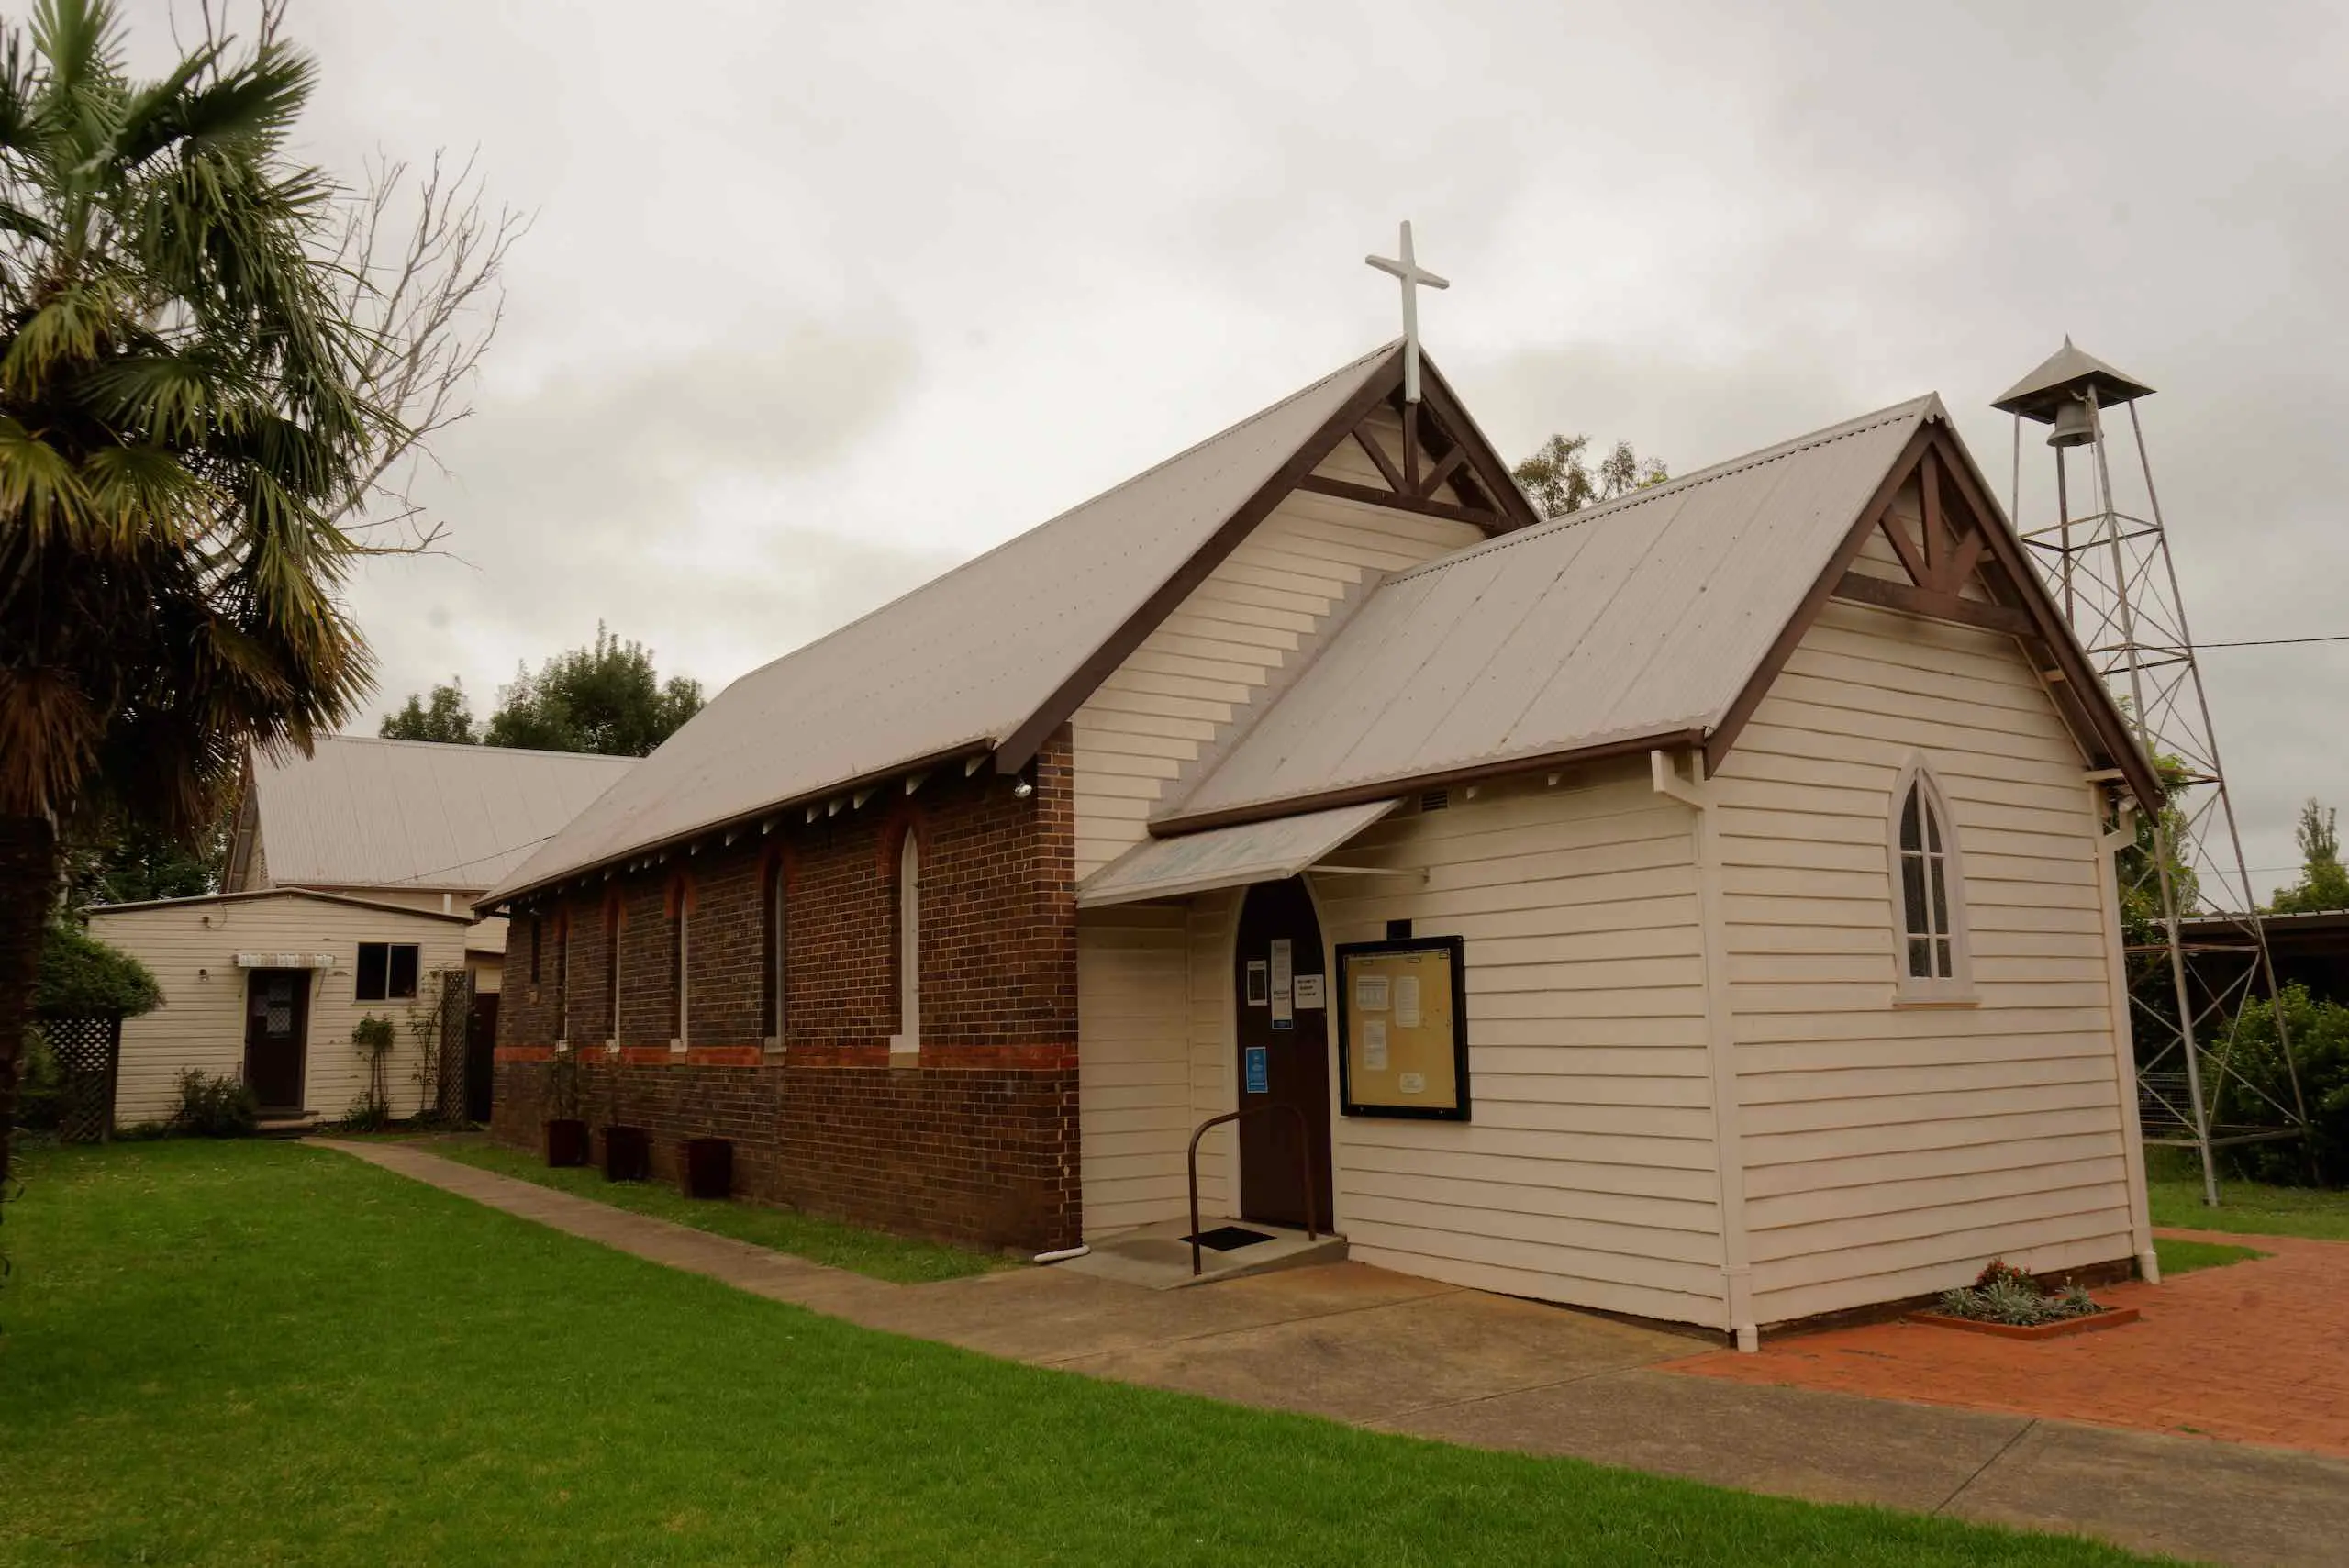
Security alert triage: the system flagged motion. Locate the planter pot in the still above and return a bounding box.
[544,1118,590,1168]
[1903,1306,2142,1341]
[681,1137,733,1200]
[602,1124,651,1183]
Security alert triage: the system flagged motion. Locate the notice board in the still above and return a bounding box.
[1335,935,1469,1120]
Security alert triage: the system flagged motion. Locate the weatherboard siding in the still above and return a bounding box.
[88,896,466,1125]
[1069,488,1482,880]
[1076,904,1196,1233]
[1713,597,2136,1325]
[1307,764,1728,1327]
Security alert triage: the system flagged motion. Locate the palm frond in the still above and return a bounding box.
[0,662,100,816]
[0,412,89,540]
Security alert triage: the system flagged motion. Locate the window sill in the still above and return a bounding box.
[888,1036,920,1069]
[668,1040,687,1055]
[762,1036,785,1057]
[1893,991,1980,1009]
[603,1040,620,1056]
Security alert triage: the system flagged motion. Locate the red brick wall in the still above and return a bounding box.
[492,731,1079,1251]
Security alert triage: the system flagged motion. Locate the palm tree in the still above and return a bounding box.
[0,0,395,1179]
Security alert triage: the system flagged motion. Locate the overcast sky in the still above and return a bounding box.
[131,0,2347,896]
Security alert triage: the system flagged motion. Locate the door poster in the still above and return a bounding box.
[1334,935,1469,1120]
[1269,938,1294,1030]
[1245,960,1269,1006]
[1244,1044,1269,1095]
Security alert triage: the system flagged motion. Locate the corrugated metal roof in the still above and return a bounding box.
[89,886,474,923]
[1158,396,1941,827]
[1076,799,1398,908]
[485,341,1404,905]
[252,736,639,892]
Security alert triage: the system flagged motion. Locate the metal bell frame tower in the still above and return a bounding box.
[1995,341,2310,1206]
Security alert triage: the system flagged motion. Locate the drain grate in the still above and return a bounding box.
[1183,1225,1275,1252]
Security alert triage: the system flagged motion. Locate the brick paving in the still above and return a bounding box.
[1674,1229,2349,1457]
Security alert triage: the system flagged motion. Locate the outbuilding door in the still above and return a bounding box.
[1232,877,1333,1229]
[243,969,310,1116]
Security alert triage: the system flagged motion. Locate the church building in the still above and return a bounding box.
[484,331,2163,1346]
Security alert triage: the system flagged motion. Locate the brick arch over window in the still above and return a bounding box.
[666,873,695,1050]
[1887,753,1973,1003]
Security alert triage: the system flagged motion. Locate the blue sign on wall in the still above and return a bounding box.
[1244,1045,1269,1095]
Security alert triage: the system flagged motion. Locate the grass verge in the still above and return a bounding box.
[2153,1235,2266,1276]
[2147,1173,2349,1242]
[416,1133,1003,1283]
[0,1140,2162,1568]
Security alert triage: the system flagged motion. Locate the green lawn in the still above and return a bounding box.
[2147,1171,2349,1241]
[0,1141,2162,1567]
[420,1133,1002,1283]
[2152,1236,2266,1276]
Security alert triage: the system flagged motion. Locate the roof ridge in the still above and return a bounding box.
[303,734,640,765]
[698,339,1407,706]
[1377,394,1941,589]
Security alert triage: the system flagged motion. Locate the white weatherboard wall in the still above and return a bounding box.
[1308,765,1727,1328]
[1714,597,2138,1325]
[1076,903,1194,1233]
[1069,480,1483,880]
[88,894,468,1124]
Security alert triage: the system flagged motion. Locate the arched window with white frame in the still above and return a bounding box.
[891,830,920,1057]
[762,853,787,1050]
[1888,756,1973,1001]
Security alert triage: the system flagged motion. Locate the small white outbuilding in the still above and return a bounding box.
[85,889,469,1125]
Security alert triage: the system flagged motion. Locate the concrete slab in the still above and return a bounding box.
[1054,1280,1687,1426]
[1945,1418,2349,1568]
[1389,1367,2028,1513]
[1055,1215,1346,1290]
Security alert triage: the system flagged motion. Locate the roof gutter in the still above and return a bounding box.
[1147,727,1709,838]
[478,740,996,917]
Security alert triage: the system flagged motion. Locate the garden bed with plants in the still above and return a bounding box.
[1905,1262,2139,1340]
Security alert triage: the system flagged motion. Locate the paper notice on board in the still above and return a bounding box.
[1355,973,1389,1011]
[1293,973,1325,1010]
[1363,1018,1389,1071]
[1399,1071,1426,1095]
[1245,960,1268,1006]
[1270,939,1293,1029]
[1394,975,1422,1029]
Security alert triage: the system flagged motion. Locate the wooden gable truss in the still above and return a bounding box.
[1706,420,2161,807]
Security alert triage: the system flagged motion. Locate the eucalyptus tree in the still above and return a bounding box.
[0,1,480,1178]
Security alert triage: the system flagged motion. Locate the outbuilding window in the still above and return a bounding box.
[356,942,420,1002]
[1888,757,1973,1002]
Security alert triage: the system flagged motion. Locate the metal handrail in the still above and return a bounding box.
[1186,1103,1318,1276]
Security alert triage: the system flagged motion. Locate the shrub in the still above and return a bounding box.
[1932,1260,2106,1326]
[2215,982,2349,1184]
[33,923,162,1018]
[171,1071,258,1138]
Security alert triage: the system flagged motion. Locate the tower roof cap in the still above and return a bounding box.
[1992,337,2156,422]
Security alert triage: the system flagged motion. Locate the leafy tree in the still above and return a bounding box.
[2213,983,2349,1184]
[380,680,478,744]
[33,920,161,1018]
[0,3,505,1184]
[2271,798,2349,915]
[1512,433,1668,518]
[482,624,703,757]
[61,812,223,908]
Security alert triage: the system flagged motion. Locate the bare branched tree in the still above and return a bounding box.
[322,150,529,548]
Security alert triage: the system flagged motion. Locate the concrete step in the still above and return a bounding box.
[1052,1217,1346,1291]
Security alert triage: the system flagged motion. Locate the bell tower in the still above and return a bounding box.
[1995,343,2310,1204]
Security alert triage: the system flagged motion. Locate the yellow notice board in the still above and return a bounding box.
[1335,936,1469,1120]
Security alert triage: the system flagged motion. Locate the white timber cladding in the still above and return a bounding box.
[1310,762,1725,1327]
[1076,903,1196,1232]
[87,895,467,1125]
[1714,597,2137,1325]
[1069,471,1484,880]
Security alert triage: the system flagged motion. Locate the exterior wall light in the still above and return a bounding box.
[1012,779,1034,799]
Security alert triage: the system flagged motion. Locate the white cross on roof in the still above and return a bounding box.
[1365,220,1449,405]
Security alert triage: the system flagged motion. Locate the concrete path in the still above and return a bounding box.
[320,1140,2349,1567]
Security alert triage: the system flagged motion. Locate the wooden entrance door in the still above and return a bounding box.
[464,990,499,1123]
[1232,877,1333,1229]
[243,969,310,1115]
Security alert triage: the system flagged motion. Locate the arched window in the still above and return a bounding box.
[762,855,786,1047]
[553,912,571,1044]
[1888,757,1972,1001]
[668,877,693,1051]
[892,831,920,1056]
[528,914,542,985]
[604,893,624,1045]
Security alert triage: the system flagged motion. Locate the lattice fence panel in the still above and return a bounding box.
[32,1015,121,1144]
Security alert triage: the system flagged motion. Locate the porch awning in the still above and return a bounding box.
[234,951,338,970]
[1076,800,1401,909]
